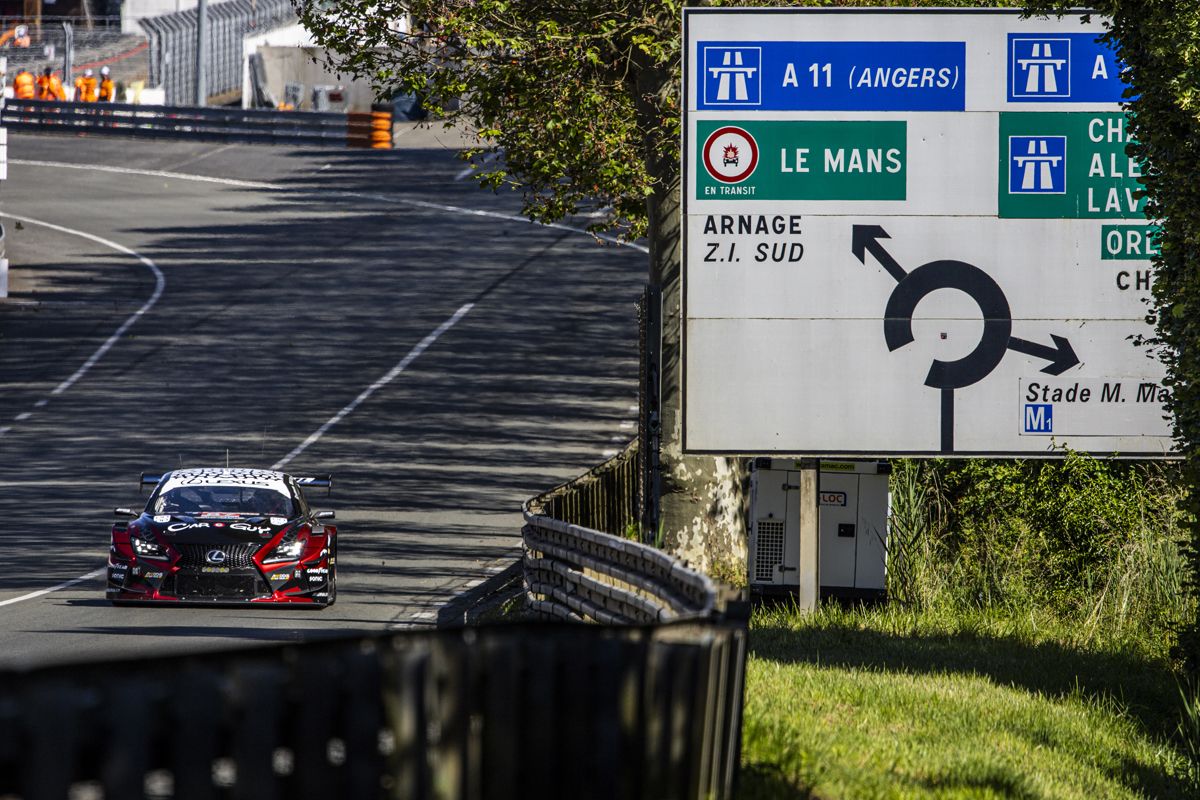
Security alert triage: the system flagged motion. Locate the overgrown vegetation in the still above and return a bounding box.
[888,455,1192,658]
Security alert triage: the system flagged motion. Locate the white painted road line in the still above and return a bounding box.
[10,159,277,190]
[0,568,106,607]
[0,212,166,437]
[455,150,501,181]
[8,160,650,254]
[272,303,476,471]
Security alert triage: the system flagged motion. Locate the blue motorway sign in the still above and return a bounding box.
[1007,33,1127,103]
[696,40,965,111]
[1007,135,1066,195]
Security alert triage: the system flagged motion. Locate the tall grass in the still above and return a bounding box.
[886,454,1193,659]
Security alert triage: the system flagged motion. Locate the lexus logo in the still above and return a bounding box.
[205,549,227,565]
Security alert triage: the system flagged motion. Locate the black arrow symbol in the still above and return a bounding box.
[851,225,906,283]
[1008,335,1080,375]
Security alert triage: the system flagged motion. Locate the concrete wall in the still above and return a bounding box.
[242,26,379,112]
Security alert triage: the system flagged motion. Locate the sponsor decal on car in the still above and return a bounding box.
[230,522,271,535]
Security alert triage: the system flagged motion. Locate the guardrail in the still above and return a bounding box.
[524,512,730,624]
[0,98,392,147]
[520,507,748,797]
[0,620,745,800]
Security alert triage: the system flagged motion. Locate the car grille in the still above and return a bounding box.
[176,543,257,570]
[171,574,266,599]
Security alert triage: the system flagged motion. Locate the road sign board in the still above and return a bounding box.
[697,40,966,111]
[682,8,1172,457]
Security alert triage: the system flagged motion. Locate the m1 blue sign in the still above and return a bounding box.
[1024,404,1053,433]
[1007,33,1126,103]
[698,40,965,111]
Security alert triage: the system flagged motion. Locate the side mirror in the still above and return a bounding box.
[114,507,138,518]
[315,510,336,521]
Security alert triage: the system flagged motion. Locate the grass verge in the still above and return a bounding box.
[739,603,1195,799]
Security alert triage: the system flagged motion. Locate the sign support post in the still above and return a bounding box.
[797,459,820,611]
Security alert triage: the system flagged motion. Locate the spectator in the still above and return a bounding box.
[98,66,115,103]
[0,24,31,48]
[37,67,65,101]
[75,68,98,102]
[13,68,35,100]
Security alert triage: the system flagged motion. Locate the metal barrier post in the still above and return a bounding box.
[61,21,71,92]
[195,0,207,105]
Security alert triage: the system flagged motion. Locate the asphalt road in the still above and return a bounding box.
[0,131,644,668]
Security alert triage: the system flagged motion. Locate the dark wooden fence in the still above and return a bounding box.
[0,620,745,800]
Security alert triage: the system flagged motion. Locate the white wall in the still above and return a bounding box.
[241,25,381,112]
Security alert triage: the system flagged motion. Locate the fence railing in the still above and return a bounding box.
[0,620,746,800]
[522,482,748,796]
[141,0,297,104]
[0,16,149,85]
[527,438,641,537]
[0,98,392,147]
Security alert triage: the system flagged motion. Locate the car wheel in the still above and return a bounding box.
[322,567,337,607]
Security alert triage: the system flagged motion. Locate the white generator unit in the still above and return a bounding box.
[749,459,889,599]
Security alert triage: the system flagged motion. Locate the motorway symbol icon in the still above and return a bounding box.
[852,224,1079,451]
[703,46,761,106]
[1009,136,1066,194]
[1011,37,1070,98]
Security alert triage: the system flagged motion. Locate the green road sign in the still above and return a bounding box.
[696,120,906,201]
[998,112,1146,219]
[1100,224,1160,260]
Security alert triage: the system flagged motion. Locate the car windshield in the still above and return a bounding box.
[152,484,296,517]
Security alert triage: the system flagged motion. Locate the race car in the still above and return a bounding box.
[107,467,337,606]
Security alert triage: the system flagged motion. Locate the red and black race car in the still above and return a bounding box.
[107,467,337,606]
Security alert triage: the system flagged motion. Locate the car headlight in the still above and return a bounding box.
[263,526,308,563]
[129,525,167,559]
